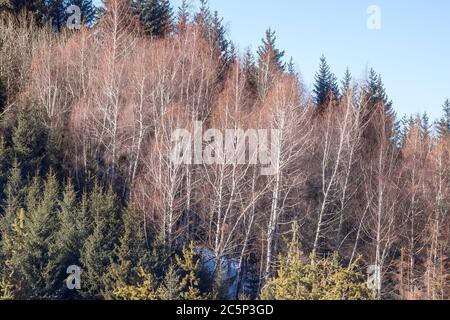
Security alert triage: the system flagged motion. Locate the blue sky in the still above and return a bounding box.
[95,0,450,120]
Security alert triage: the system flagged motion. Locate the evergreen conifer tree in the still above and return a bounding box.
[341,68,352,95]
[159,0,172,35]
[436,99,450,137]
[421,112,431,138]
[136,0,172,37]
[399,114,415,146]
[0,159,23,247]
[0,160,23,293]
[256,28,285,99]
[81,183,121,297]
[210,10,229,58]
[287,57,296,76]
[261,224,372,300]
[0,76,6,114]
[0,206,27,298]
[175,242,204,300]
[257,28,285,72]
[46,0,66,31]
[194,0,230,64]
[103,204,149,299]
[365,68,394,115]
[361,68,398,143]
[19,172,59,298]
[0,269,14,299]
[112,266,159,300]
[242,48,258,99]
[156,265,183,300]
[0,0,12,12]
[195,0,211,26]
[6,0,47,24]
[12,108,48,178]
[0,136,9,201]
[313,55,339,108]
[47,179,87,297]
[175,0,189,33]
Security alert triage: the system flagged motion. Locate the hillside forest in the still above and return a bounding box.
[0,0,448,300]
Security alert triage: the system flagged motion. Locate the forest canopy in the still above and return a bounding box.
[0,0,448,300]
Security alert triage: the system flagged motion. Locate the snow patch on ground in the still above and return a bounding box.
[197,247,240,298]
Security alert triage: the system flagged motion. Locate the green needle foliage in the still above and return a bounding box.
[261,225,373,300]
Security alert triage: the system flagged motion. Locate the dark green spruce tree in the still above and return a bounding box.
[421,112,431,138]
[46,0,66,31]
[436,99,450,138]
[256,28,285,99]
[242,48,258,100]
[157,265,183,300]
[0,160,23,264]
[80,183,121,298]
[257,28,285,72]
[0,160,25,298]
[399,114,415,146]
[175,0,189,33]
[18,172,59,298]
[3,0,47,24]
[0,0,11,12]
[12,108,48,178]
[159,0,172,34]
[103,204,150,298]
[287,57,296,76]
[195,0,230,64]
[365,69,394,112]
[134,0,173,37]
[47,180,89,298]
[341,68,353,95]
[0,76,6,114]
[364,68,398,142]
[194,0,211,26]
[211,10,229,59]
[313,55,339,109]
[0,136,9,199]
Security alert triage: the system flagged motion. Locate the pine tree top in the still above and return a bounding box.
[257,28,285,70]
[436,98,450,137]
[313,55,339,107]
[341,68,352,93]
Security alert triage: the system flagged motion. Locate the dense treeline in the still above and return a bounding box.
[0,0,448,300]
[0,0,96,30]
